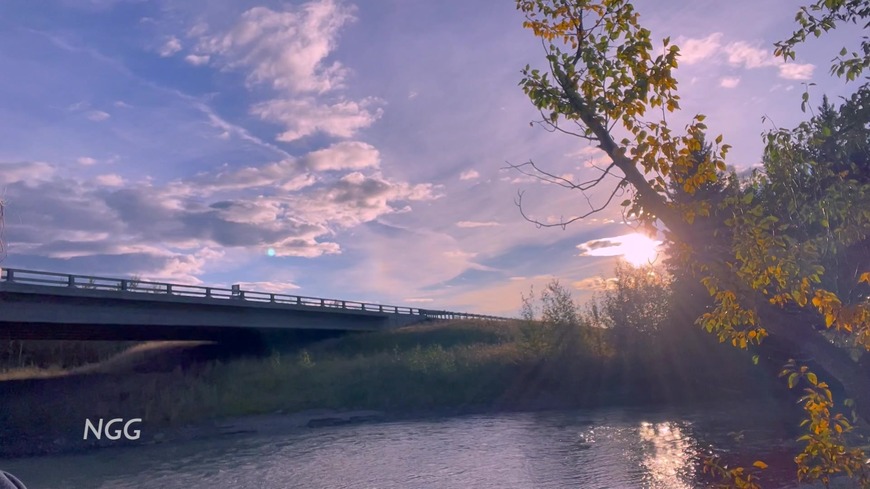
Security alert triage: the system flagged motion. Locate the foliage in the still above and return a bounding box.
[513,0,870,486]
[774,0,870,81]
[781,360,870,485]
[590,262,672,337]
[518,285,552,353]
[539,279,580,326]
[702,457,767,489]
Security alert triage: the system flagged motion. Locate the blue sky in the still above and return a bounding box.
[0,0,863,315]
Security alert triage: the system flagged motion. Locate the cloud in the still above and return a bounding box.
[778,63,815,80]
[300,141,380,171]
[94,174,125,187]
[77,156,98,166]
[184,54,210,66]
[0,156,437,279]
[676,33,723,65]
[456,221,501,228]
[724,41,776,69]
[192,2,356,94]
[460,169,480,180]
[86,110,111,121]
[159,36,182,57]
[576,238,621,255]
[404,298,434,303]
[293,171,438,228]
[576,233,662,264]
[186,1,380,144]
[723,41,815,80]
[572,276,618,291]
[672,35,815,81]
[251,97,383,142]
[720,76,740,88]
[0,161,56,184]
[196,159,315,192]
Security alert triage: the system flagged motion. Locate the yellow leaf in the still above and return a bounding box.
[860,272,870,284]
[825,314,834,328]
[753,461,768,470]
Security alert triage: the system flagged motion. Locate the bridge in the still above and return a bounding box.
[0,268,511,341]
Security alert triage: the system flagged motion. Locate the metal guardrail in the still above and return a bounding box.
[0,268,513,321]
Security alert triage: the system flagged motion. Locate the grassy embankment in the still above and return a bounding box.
[1,318,778,444]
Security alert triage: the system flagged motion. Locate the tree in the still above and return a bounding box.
[593,262,671,338]
[518,280,581,353]
[512,0,870,485]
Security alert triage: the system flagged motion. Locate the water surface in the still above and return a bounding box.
[2,404,807,488]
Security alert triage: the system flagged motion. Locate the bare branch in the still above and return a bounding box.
[514,179,626,229]
[532,112,598,141]
[503,159,620,191]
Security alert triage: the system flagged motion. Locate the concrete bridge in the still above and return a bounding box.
[0,268,511,341]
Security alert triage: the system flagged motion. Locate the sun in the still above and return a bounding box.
[619,233,660,267]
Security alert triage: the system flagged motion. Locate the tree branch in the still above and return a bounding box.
[514,179,626,229]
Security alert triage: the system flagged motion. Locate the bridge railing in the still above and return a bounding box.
[0,268,513,321]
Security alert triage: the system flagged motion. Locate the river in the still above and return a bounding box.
[0,403,820,488]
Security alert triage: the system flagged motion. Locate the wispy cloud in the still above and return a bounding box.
[94,174,125,187]
[676,32,723,65]
[76,156,98,166]
[778,63,815,80]
[158,36,182,57]
[724,40,815,80]
[572,276,618,291]
[186,1,381,143]
[86,110,111,121]
[674,33,816,80]
[184,54,209,66]
[300,141,380,171]
[251,97,383,142]
[720,76,740,88]
[460,169,480,180]
[192,2,356,94]
[456,221,501,228]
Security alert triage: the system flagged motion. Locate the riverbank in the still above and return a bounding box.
[0,319,787,458]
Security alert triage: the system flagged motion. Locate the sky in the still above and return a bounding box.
[0,0,863,316]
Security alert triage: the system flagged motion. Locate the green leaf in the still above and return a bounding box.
[752,355,759,365]
[788,372,800,389]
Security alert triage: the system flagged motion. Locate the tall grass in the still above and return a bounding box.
[1,317,764,447]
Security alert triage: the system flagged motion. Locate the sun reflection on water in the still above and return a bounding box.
[638,421,699,489]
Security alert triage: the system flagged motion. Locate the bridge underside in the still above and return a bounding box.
[0,321,360,342]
